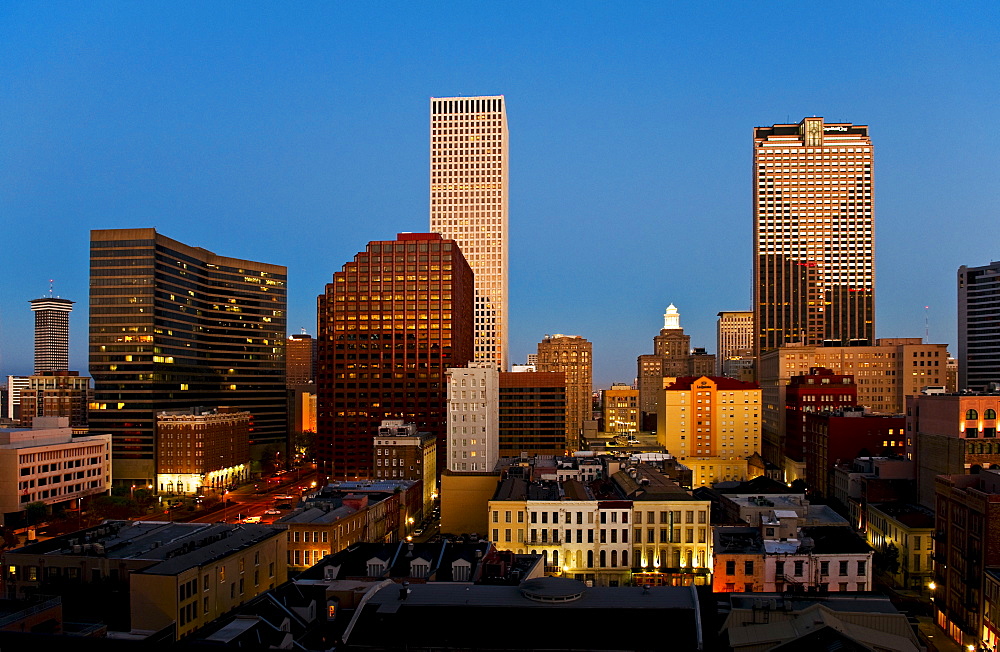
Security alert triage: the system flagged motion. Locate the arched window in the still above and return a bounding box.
[611,550,617,567]
[986,409,997,420]
[587,550,594,568]
[599,550,607,567]
[967,409,979,420]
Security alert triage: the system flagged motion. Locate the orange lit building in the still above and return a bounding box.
[316,233,474,480]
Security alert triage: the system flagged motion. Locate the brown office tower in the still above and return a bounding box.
[498,371,567,457]
[89,228,287,486]
[19,370,92,428]
[30,296,74,373]
[286,333,316,386]
[535,334,591,451]
[753,117,875,360]
[316,233,474,481]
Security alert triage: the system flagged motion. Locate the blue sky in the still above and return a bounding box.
[1,1,998,389]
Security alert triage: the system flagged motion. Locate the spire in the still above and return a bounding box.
[663,304,681,330]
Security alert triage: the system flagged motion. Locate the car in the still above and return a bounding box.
[242,516,262,524]
[264,509,281,515]
[414,528,424,536]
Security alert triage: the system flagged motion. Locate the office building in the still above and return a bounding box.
[637,305,714,418]
[373,419,437,510]
[30,296,74,374]
[286,333,316,386]
[535,334,592,451]
[658,376,762,487]
[430,95,509,369]
[316,233,474,481]
[717,310,754,378]
[498,371,567,458]
[0,417,110,525]
[958,261,1000,390]
[758,338,948,467]
[89,228,287,486]
[753,117,875,358]
[18,370,91,428]
[446,362,499,473]
[155,407,251,494]
[603,383,639,435]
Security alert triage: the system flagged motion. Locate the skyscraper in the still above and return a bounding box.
[753,117,875,359]
[30,296,74,373]
[429,95,509,370]
[316,233,474,481]
[716,310,754,378]
[958,261,1000,390]
[536,334,591,451]
[286,333,316,386]
[89,228,287,485]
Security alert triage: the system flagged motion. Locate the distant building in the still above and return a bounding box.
[784,367,857,467]
[657,376,761,487]
[316,233,474,480]
[445,363,499,473]
[18,370,91,428]
[498,371,566,457]
[30,296,74,374]
[959,261,1000,390]
[803,409,905,496]
[286,333,316,386]
[535,334,591,451]
[864,501,934,591]
[154,408,251,495]
[374,419,436,510]
[637,305,715,419]
[5,376,30,422]
[0,417,110,525]
[759,338,948,467]
[602,383,639,435]
[3,521,285,638]
[717,310,754,378]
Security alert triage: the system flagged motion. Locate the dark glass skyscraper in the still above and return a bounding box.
[89,228,287,485]
[316,232,473,481]
[958,261,1000,390]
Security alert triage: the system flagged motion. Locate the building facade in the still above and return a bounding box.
[316,233,474,481]
[657,376,762,487]
[753,117,875,358]
[374,419,437,509]
[155,408,251,495]
[603,384,639,435]
[429,95,509,370]
[958,261,1000,391]
[18,370,91,428]
[498,371,567,458]
[446,362,499,473]
[536,334,592,451]
[638,305,715,418]
[286,333,316,385]
[717,310,754,378]
[30,296,74,374]
[89,228,287,486]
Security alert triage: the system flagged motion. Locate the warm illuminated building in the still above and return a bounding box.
[958,261,1000,391]
[430,95,509,369]
[499,371,567,457]
[286,333,316,386]
[758,338,948,467]
[316,233,474,480]
[155,407,251,494]
[89,228,287,486]
[657,376,761,487]
[603,384,639,435]
[446,362,499,473]
[753,117,875,358]
[30,296,74,374]
[374,420,437,511]
[18,370,91,428]
[536,334,592,451]
[638,305,714,418]
[716,310,754,379]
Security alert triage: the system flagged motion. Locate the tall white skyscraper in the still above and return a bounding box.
[430,95,509,370]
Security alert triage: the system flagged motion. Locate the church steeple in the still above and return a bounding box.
[663,304,681,330]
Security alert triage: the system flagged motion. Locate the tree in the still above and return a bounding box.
[26,501,47,525]
[874,542,900,575]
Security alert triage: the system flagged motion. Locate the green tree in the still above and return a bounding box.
[25,501,47,525]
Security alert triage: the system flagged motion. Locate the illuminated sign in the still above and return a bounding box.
[824,126,849,132]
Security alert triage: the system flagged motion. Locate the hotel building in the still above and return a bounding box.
[89,228,287,486]
[754,117,875,358]
[430,95,509,369]
[315,233,474,480]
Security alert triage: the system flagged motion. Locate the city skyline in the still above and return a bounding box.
[1,3,998,389]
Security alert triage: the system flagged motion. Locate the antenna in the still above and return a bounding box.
[49,279,55,297]
[301,327,307,335]
[925,306,930,341]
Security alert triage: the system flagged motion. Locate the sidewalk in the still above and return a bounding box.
[916,616,965,652]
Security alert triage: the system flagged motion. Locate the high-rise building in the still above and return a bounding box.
[429,95,509,370]
[753,117,875,359]
[316,233,474,481]
[19,370,91,428]
[30,296,74,373]
[716,310,754,378]
[286,333,316,386]
[89,228,287,486]
[958,261,1000,391]
[536,334,592,451]
[445,362,499,473]
[498,371,566,458]
[637,305,714,418]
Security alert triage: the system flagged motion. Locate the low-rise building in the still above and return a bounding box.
[864,501,934,591]
[155,407,251,495]
[3,521,286,638]
[373,420,436,511]
[0,417,110,525]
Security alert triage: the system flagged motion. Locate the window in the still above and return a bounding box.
[744,560,754,575]
[794,561,803,576]
[839,560,848,576]
[857,560,866,575]
[775,561,784,576]
[967,409,979,420]
[726,560,735,575]
[987,409,997,420]
[820,561,829,576]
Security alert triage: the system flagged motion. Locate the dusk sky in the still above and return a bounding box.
[2,2,998,389]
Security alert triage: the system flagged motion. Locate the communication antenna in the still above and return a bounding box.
[924,306,930,341]
[49,279,55,297]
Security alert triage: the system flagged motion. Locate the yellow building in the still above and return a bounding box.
[658,376,762,487]
[603,384,639,435]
